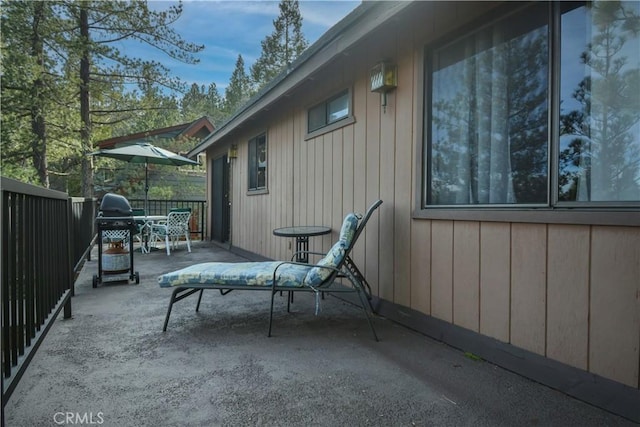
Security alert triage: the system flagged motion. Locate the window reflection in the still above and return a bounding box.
[429,4,549,205]
[425,1,640,207]
[559,1,640,202]
[248,134,267,190]
[307,90,350,133]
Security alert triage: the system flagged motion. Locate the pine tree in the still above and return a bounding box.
[225,55,252,115]
[205,83,226,126]
[181,82,225,125]
[1,1,65,188]
[1,1,203,196]
[250,0,308,91]
[74,0,203,197]
[181,83,209,120]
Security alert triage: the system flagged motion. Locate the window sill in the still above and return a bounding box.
[414,207,640,227]
[247,188,269,196]
[304,116,355,140]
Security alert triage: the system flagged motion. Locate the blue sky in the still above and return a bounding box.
[138,1,360,93]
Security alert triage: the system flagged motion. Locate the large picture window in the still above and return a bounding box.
[425,1,640,207]
[248,133,267,191]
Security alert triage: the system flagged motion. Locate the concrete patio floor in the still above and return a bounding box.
[4,241,636,426]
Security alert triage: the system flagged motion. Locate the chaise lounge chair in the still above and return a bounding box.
[157,200,382,340]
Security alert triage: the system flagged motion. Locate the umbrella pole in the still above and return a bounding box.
[145,161,149,214]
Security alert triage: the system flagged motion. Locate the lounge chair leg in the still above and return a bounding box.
[356,288,379,342]
[268,289,277,337]
[163,288,180,332]
[196,289,204,312]
[163,288,202,331]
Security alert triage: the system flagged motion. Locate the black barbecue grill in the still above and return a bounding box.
[93,193,140,287]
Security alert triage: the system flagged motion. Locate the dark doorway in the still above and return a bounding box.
[211,155,230,242]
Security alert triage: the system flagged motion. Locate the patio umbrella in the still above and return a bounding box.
[91,143,199,212]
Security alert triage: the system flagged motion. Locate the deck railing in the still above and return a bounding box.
[0,177,94,418]
[71,197,97,276]
[1,183,204,419]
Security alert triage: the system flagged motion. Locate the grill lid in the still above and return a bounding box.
[99,193,133,217]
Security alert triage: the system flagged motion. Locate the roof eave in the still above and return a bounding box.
[187,0,412,157]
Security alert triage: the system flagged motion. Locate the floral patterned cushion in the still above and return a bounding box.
[158,261,312,288]
[304,213,359,287]
[158,213,360,290]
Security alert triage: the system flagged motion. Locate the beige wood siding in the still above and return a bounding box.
[453,221,480,332]
[410,220,431,315]
[546,225,590,370]
[208,0,639,390]
[510,223,547,355]
[479,222,511,342]
[590,227,640,388]
[430,220,453,322]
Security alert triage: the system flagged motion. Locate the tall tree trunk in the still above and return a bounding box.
[80,1,93,197]
[30,1,49,188]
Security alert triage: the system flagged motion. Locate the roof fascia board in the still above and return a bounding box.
[98,122,190,148]
[188,1,412,157]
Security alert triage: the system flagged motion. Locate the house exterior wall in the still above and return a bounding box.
[204,1,640,392]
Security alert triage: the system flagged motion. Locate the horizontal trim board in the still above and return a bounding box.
[372,298,640,423]
[414,208,640,227]
[224,245,640,422]
[305,116,355,140]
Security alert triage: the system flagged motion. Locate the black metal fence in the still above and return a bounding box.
[1,184,204,419]
[71,197,97,276]
[127,198,207,241]
[1,177,96,419]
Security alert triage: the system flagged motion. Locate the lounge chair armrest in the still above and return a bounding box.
[290,250,326,262]
[272,261,342,289]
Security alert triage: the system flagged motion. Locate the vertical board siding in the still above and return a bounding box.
[351,70,369,280]
[431,220,454,322]
[364,74,381,297]
[393,22,415,308]
[453,221,480,332]
[510,223,547,356]
[590,226,640,388]
[332,130,344,242]
[322,132,333,250]
[410,220,431,315]
[479,222,511,342]
[547,225,590,370]
[342,124,355,218]
[379,101,396,302]
[216,3,639,390]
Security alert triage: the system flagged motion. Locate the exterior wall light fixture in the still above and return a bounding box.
[370,61,397,112]
[227,144,238,160]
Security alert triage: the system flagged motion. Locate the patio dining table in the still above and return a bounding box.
[133,215,167,253]
[273,225,331,263]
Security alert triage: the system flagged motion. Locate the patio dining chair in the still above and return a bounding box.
[150,210,192,255]
[131,208,147,252]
